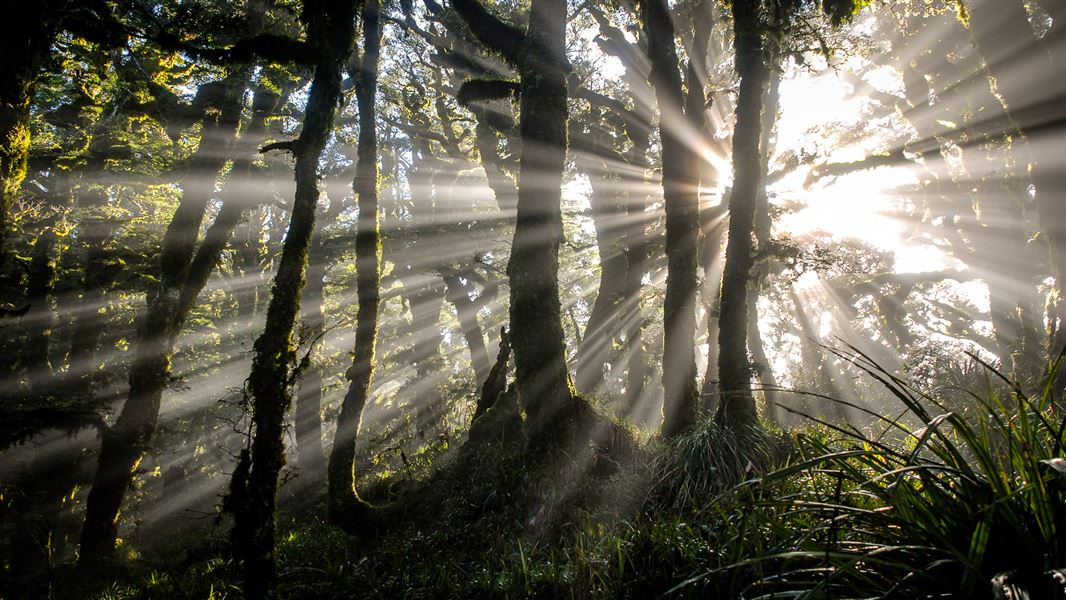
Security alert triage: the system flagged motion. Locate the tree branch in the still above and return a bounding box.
[259,140,301,154]
[152,31,313,67]
[804,148,910,188]
[457,78,520,106]
[451,0,526,67]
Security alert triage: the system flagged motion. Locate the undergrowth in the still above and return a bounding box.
[44,354,1066,599]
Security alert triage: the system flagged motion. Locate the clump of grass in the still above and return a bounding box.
[673,348,1066,598]
[649,418,789,512]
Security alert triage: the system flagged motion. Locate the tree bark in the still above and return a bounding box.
[229,0,356,585]
[401,280,447,434]
[640,0,701,437]
[294,236,328,479]
[792,287,852,421]
[748,46,782,423]
[508,0,576,447]
[716,0,769,429]
[79,69,252,567]
[746,288,779,422]
[443,273,491,386]
[328,0,381,533]
[575,162,628,395]
[455,0,577,451]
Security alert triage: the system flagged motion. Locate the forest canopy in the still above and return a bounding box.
[1,0,1065,598]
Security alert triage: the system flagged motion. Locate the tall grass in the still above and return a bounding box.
[663,348,1066,598]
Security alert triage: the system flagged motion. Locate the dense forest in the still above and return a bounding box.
[1,0,1065,597]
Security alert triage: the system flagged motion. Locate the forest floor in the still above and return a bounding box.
[30,364,1066,599]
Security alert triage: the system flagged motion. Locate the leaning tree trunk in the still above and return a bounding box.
[717,0,770,429]
[78,41,290,562]
[327,0,381,533]
[640,0,701,437]
[79,72,252,567]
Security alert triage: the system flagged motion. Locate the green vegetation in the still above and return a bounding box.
[37,357,1064,599]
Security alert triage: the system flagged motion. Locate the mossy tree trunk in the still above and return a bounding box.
[77,31,289,566]
[717,0,770,429]
[509,0,575,447]
[454,0,578,452]
[327,0,381,532]
[639,0,701,437]
[79,70,254,567]
[229,0,357,589]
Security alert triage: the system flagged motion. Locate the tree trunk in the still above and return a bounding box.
[79,70,252,567]
[699,206,727,411]
[405,281,447,432]
[746,288,779,422]
[229,0,356,584]
[472,111,519,215]
[968,0,1066,396]
[791,288,847,422]
[443,273,491,386]
[454,0,609,454]
[640,0,701,437]
[508,0,576,449]
[575,163,628,395]
[748,46,782,423]
[295,241,328,479]
[717,0,769,429]
[327,0,381,533]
